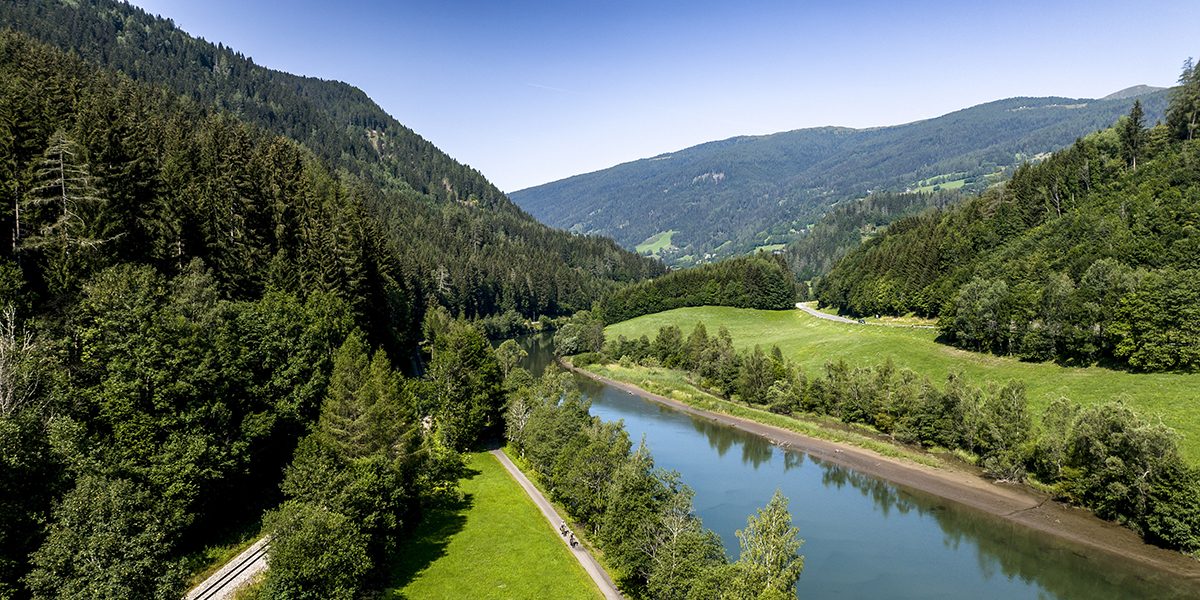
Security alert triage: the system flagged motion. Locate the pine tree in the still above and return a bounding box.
[318,333,405,459]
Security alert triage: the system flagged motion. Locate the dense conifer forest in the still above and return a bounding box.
[817,67,1200,372]
[595,255,797,324]
[0,1,659,595]
[782,189,963,285]
[0,0,663,326]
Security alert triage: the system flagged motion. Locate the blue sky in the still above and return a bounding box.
[128,0,1199,192]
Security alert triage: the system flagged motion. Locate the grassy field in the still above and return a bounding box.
[911,171,969,193]
[912,178,966,193]
[753,243,787,253]
[385,452,601,600]
[606,306,1200,462]
[635,230,676,255]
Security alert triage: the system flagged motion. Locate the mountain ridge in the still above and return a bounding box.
[814,64,1200,372]
[1102,84,1167,100]
[0,0,663,324]
[511,89,1169,266]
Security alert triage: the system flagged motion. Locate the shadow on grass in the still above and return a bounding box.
[383,464,482,597]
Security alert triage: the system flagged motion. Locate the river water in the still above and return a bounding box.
[516,333,1197,599]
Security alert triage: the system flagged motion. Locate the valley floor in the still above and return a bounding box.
[568,362,1200,587]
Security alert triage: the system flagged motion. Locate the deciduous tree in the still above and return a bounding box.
[728,490,804,600]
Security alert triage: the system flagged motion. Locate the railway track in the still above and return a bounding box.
[185,536,270,600]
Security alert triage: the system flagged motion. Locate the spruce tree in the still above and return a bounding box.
[1120,99,1146,170]
[1167,58,1199,141]
[20,129,112,291]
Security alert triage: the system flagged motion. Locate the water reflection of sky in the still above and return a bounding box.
[580,375,1196,600]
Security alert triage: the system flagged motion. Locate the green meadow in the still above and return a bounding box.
[912,177,967,193]
[386,452,601,599]
[606,306,1200,462]
[753,243,787,253]
[635,230,676,255]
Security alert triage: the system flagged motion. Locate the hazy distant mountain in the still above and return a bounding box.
[511,90,1168,266]
[1101,84,1167,100]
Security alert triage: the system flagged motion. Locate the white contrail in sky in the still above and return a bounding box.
[526,82,576,94]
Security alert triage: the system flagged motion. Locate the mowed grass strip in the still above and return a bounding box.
[385,452,602,600]
[606,306,1200,463]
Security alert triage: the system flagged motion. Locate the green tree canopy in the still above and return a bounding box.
[26,475,187,600]
[263,501,371,600]
[729,490,804,600]
[427,321,504,450]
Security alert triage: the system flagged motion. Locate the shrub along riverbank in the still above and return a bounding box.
[583,320,1200,556]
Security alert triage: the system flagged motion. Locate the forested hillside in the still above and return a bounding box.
[0,1,657,595]
[0,29,529,597]
[0,0,663,324]
[783,189,962,287]
[511,91,1168,265]
[595,255,797,324]
[818,65,1200,372]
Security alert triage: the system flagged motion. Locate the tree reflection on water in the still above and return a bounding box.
[518,333,1200,600]
[686,412,1198,599]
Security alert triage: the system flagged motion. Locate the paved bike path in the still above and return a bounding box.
[490,449,623,600]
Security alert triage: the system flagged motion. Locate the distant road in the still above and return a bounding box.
[184,536,269,600]
[795,302,859,324]
[490,449,623,600]
[795,302,938,329]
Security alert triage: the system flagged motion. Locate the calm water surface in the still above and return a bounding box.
[517,334,1197,599]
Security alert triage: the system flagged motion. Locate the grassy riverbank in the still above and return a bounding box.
[385,452,601,599]
[605,306,1200,462]
[579,362,940,467]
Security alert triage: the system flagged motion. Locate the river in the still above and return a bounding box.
[516,333,1198,599]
